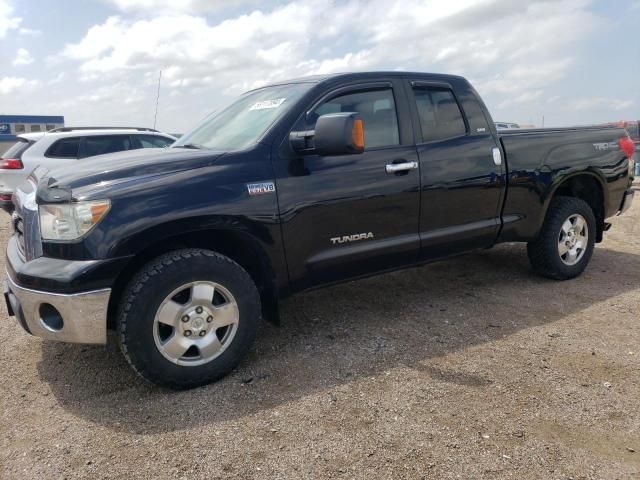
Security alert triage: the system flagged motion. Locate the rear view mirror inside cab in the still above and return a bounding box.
[290,112,365,156]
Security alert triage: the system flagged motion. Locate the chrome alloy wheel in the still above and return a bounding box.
[153,281,239,366]
[557,213,589,266]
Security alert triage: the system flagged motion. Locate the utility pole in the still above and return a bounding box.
[153,70,162,130]
[542,114,545,128]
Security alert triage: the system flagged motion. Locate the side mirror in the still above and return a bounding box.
[290,112,364,156]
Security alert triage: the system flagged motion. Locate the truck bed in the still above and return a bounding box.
[497,124,631,242]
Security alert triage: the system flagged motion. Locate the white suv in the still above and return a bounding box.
[0,127,176,209]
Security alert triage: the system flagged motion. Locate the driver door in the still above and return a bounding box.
[273,80,421,291]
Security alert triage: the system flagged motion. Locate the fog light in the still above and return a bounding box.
[39,303,64,331]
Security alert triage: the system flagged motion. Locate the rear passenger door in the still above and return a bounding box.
[406,80,504,260]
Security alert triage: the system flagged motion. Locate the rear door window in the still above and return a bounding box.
[81,135,132,158]
[46,138,81,158]
[413,87,467,142]
[1,139,32,159]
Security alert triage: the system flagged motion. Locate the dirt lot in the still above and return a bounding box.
[0,197,639,480]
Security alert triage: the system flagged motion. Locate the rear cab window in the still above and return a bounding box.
[412,87,467,142]
[1,139,33,159]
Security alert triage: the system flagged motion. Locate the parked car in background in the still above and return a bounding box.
[0,127,176,210]
[495,122,520,130]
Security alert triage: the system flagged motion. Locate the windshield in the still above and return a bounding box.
[174,83,313,151]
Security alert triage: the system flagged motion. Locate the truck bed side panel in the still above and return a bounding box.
[498,127,631,242]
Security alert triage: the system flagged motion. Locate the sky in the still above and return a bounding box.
[0,0,638,133]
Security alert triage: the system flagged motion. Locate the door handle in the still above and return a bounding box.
[385,161,418,174]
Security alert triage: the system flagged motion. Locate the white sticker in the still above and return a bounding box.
[249,98,286,111]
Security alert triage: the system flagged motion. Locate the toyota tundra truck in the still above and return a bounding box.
[4,72,636,389]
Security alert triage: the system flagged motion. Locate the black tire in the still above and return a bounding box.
[117,249,260,389]
[527,196,596,280]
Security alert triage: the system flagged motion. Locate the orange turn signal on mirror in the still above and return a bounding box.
[352,119,364,150]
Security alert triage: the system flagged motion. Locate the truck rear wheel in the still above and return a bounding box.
[117,249,260,389]
[527,196,596,280]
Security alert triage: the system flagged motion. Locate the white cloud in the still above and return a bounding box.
[61,0,598,97]
[0,76,38,95]
[18,26,41,36]
[60,3,330,91]
[0,76,25,94]
[12,48,33,66]
[48,72,65,85]
[574,97,635,111]
[103,0,254,14]
[33,0,624,130]
[0,0,21,38]
[497,90,544,109]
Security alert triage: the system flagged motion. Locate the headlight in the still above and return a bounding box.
[39,200,111,241]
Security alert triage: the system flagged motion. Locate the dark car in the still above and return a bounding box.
[5,72,636,389]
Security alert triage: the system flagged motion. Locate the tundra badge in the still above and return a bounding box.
[330,232,374,245]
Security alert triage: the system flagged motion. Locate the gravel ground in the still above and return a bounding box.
[0,198,639,480]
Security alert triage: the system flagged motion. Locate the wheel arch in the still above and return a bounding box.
[538,170,607,242]
[106,225,281,329]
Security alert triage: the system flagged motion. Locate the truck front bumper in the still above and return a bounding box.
[4,233,131,345]
[4,273,110,344]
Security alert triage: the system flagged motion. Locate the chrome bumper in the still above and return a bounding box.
[619,189,635,215]
[5,273,110,344]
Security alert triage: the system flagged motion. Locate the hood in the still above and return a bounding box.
[35,147,224,200]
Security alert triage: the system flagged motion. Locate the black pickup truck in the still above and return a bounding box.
[5,72,636,389]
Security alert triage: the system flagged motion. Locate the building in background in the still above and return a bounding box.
[0,115,65,155]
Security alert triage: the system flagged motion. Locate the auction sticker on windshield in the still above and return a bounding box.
[249,98,286,111]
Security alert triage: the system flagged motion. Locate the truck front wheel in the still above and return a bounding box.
[117,249,260,389]
[527,196,596,280]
